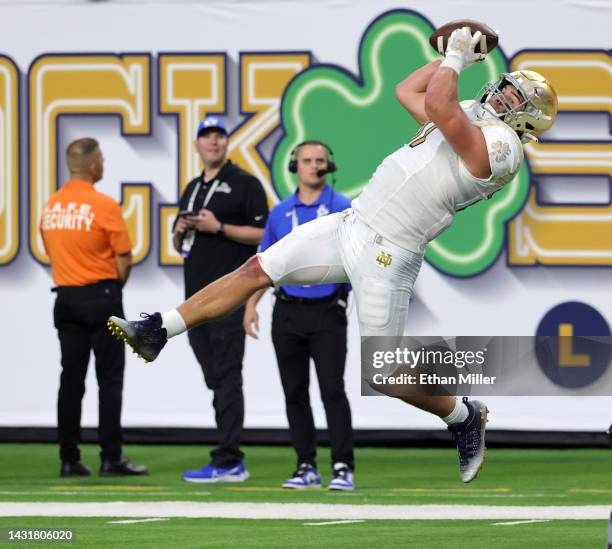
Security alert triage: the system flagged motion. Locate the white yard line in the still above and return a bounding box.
[493,519,552,526]
[304,520,366,526]
[0,491,211,497]
[0,502,608,520]
[108,518,170,524]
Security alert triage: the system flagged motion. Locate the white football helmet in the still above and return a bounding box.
[477,70,558,143]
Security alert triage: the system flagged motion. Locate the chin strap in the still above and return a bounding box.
[481,102,500,118]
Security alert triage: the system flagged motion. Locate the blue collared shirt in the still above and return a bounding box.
[260,185,351,298]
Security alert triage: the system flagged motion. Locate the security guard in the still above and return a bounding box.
[174,116,269,483]
[244,140,354,490]
[40,137,148,477]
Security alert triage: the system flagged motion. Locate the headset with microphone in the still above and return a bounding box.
[287,139,339,216]
[288,140,337,177]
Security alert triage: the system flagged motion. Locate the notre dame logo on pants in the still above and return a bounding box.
[376,251,392,268]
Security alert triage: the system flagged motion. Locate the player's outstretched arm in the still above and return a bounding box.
[395,60,442,125]
[424,27,490,179]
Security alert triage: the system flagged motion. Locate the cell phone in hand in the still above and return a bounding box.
[179,209,198,217]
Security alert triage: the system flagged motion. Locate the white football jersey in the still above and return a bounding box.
[352,100,524,253]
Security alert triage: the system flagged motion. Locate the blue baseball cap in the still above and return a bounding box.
[196,115,228,138]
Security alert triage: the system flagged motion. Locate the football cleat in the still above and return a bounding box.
[282,463,322,489]
[448,397,489,483]
[107,312,167,363]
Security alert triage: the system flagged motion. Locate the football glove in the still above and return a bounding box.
[440,26,486,74]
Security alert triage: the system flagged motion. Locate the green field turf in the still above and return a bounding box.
[0,444,610,547]
[1,444,612,505]
[0,517,604,549]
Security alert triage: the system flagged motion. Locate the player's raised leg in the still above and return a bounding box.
[177,255,272,327]
[108,213,348,362]
[347,215,487,482]
[108,256,272,362]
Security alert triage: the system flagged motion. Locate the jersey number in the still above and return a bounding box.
[408,122,437,148]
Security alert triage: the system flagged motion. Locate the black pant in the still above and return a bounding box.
[188,307,246,468]
[53,280,125,463]
[272,296,354,471]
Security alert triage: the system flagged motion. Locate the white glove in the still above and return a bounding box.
[440,27,486,75]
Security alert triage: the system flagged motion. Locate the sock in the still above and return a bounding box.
[442,398,469,425]
[161,309,187,339]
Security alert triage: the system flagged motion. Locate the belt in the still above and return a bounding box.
[52,279,121,300]
[275,288,340,305]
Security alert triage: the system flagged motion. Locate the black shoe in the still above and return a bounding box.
[99,456,149,476]
[60,461,92,477]
[107,312,167,363]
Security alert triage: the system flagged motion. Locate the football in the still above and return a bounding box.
[429,19,499,55]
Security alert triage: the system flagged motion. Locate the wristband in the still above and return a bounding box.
[217,222,225,236]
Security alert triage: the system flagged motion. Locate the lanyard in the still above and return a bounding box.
[180,178,221,259]
[291,201,331,231]
[187,178,220,212]
[291,207,300,231]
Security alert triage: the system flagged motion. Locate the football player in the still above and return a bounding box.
[108,27,557,482]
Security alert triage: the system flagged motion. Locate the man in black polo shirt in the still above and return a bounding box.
[172,116,268,483]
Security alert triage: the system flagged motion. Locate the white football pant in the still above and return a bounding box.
[257,208,423,336]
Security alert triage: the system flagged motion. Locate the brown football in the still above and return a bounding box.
[429,20,499,55]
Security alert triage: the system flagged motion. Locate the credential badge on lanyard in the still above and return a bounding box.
[181,179,221,258]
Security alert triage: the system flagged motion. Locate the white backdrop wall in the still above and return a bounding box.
[0,0,611,431]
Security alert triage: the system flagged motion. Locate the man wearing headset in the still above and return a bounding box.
[243,141,354,490]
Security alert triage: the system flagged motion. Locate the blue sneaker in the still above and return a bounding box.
[448,397,489,483]
[282,463,321,489]
[107,312,167,363]
[328,463,354,491]
[183,462,249,483]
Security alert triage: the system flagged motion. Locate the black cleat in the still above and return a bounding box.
[99,456,149,476]
[60,461,92,477]
[107,312,167,363]
[448,397,489,483]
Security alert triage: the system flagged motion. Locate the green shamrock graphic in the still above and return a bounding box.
[272,9,530,277]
